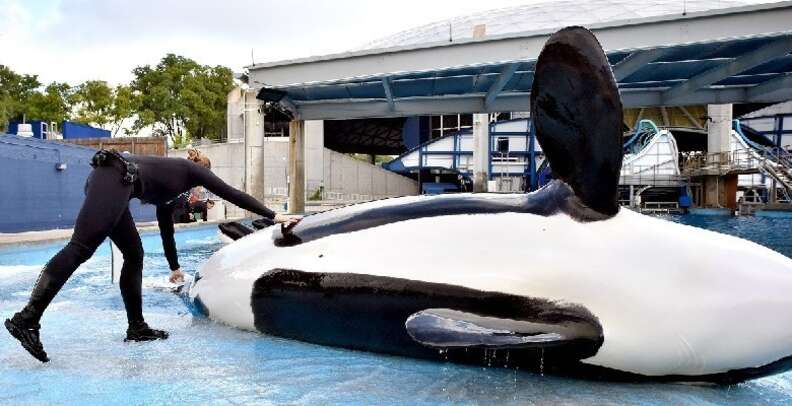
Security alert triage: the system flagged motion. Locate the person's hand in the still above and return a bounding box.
[273,213,302,229]
[169,269,185,284]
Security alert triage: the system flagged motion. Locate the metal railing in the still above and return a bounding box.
[681,149,760,174]
[619,162,687,186]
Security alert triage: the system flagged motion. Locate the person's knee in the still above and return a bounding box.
[119,244,144,288]
[123,244,144,267]
[64,240,97,263]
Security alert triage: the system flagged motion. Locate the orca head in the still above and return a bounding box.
[531,26,624,220]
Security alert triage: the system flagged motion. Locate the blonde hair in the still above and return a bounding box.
[187,148,211,169]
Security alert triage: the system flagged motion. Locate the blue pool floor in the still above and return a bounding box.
[2,217,792,405]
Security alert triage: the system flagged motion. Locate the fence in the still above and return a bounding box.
[683,149,765,175]
[60,137,167,156]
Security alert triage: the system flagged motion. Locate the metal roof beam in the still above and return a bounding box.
[294,93,529,120]
[612,48,669,81]
[249,3,792,87]
[291,84,792,120]
[661,35,792,104]
[279,96,299,119]
[678,106,703,129]
[382,76,396,112]
[485,63,519,109]
[290,79,792,119]
[660,106,670,126]
[622,87,748,107]
[747,73,792,102]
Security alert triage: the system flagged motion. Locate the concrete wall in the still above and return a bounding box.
[262,138,290,207]
[322,149,418,201]
[0,134,155,232]
[172,138,292,216]
[304,120,325,198]
[173,136,417,218]
[226,87,245,141]
[268,138,418,204]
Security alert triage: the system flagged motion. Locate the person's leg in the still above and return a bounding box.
[108,209,145,326]
[6,166,132,361]
[107,210,168,341]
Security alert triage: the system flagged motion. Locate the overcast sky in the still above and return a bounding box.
[1,0,537,85]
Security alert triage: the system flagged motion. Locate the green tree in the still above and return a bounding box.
[131,54,233,145]
[181,64,234,140]
[72,80,113,127]
[72,81,138,136]
[0,65,41,131]
[26,82,74,124]
[108,85,138,136]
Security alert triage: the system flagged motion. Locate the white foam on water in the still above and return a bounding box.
[185,236,220,245]
[0,264,43,280]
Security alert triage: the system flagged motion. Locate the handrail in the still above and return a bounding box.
[734,119,792,169]
[623,119,660,154]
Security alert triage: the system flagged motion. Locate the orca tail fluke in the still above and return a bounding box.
[531,26,624,217]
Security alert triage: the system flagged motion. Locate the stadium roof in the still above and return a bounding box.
[355,0,754,50]
[248,1,792,120]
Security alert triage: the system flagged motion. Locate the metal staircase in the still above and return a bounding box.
[733,120,792,200]
[757,149,792,200]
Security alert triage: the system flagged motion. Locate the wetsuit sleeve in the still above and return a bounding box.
[190,165,276,219]
[156,205,180,271]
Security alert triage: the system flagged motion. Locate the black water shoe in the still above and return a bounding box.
[4,318,49,363]
[125,322,169,342]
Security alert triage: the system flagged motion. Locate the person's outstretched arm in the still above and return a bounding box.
[190,164,277,219]
[189,163,300,227]
[156,204,184,283]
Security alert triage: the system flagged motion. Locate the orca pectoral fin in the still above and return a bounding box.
[218,222,254,241]
[406,308,599,350]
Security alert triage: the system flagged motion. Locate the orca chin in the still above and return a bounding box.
[190,26,792,384]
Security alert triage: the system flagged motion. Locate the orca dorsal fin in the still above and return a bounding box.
[531,27,624,217]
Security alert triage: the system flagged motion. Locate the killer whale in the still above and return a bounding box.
[190,27,792,384]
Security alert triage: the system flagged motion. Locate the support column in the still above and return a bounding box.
[704,104,733,208]
[707,104,732,159]
[288,120,305,214]
[472,113,490,193]
[629,185,635,208]
[304,120,325,201]
[244,90,265,210]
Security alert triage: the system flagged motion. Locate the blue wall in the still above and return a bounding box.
[0,134,155,233]
[62,121,111,139]
[8,121,111,140]
[8,121,46,139]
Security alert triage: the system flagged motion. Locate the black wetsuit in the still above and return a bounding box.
[12,151,275,329]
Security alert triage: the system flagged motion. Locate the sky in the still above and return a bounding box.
[0,0,535,86]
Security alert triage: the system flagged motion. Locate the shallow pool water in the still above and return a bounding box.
[2,216,792,405]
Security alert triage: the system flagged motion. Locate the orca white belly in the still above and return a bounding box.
[192,203,792,378]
